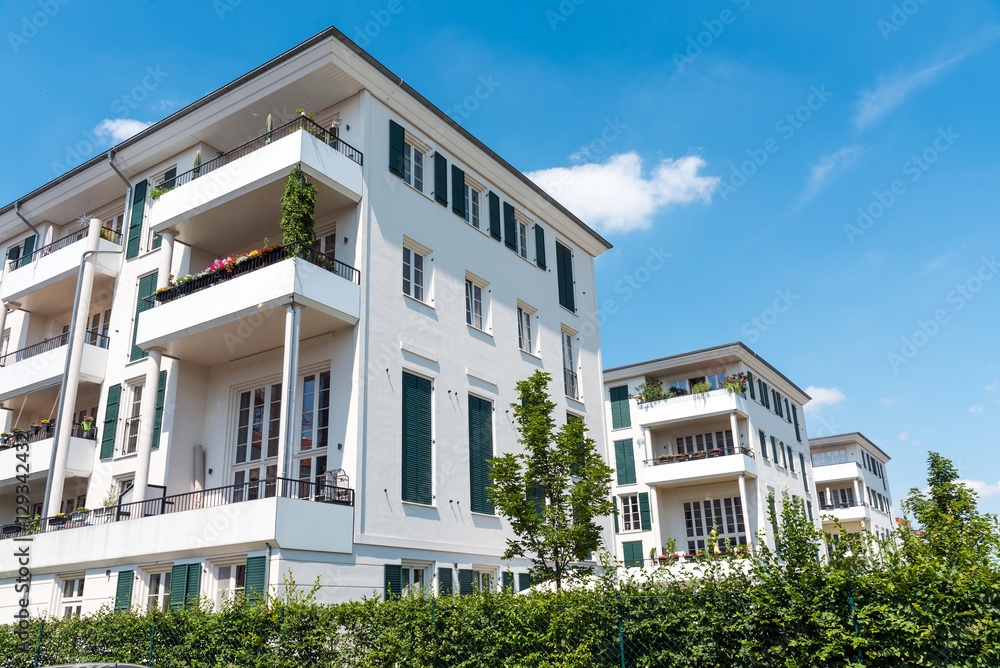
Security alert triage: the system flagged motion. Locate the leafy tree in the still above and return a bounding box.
[489,371,615,590]
[279,165,317,248]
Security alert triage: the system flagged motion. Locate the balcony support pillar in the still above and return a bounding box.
[0,302,15,350]
[641,427,652,461]
[156,231,175,290]
[132,349,162,507]
[738,473,752,552]
[852,478,861,506]
[44,218,102,517]
[729,412,740,454]
[277,302,301,481]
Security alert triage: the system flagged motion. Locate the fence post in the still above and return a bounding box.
[432,597,437,668]
[148,616,156,666]
[33,619,44,668]
[617,591,626,668]
[848,581,864,665]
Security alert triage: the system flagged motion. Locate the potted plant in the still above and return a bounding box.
[707,448,723,458]
[50,513,68,527]
[71,507,89,523]
[80,415,94,436]
[40,419,52,435]
[30,423,41,435]
[666,386,689,399]
[630,380,668,404]
[692,381,711,397]
[721,372,748,394]
[691,451,707,460]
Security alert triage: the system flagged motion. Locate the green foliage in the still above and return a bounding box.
[279,165,317,248]
[630,379,667,403]
[489,371,615,590]
[149,185,173,200]
[691,380,711,396]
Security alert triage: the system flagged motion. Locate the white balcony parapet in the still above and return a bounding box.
[1,230,122,304]
[812,461,864,484]
[0,333,109,402]
[643,450,757,487]
[818,503,872,524]
[0,429,96,489]
[634,388,749,428]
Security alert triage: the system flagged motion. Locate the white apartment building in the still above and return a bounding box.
[0,26,613,617]
[809,433,896,544]
[603,343,820,566]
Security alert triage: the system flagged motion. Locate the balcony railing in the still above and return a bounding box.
[156,116,363,198]
[0,330,109,367]
[820,500,869,511]
[8,226,122,271]
[0,477,354,540]
[564,368,579,400]
[146,242,360,307]
[0,422,97,452]
[646,445,751,466]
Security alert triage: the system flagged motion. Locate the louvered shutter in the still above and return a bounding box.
[488,192,501,240]
[792,405,801,441]
[501,572,514,590]
[438,567,453,596]
[556,242,575,311]
[131,273,157,362]
[638,492,651,531]
[384,565,402,600]
[517,573,531,591]
[613,496,619,533]
[244,556,266,605]
[100,383,121,460]
[115,571,133,612]
[170,564,188,611]
[534,224,546,269]
[451,165,465,217]
[401,372,433,505]
[614,440,635,485]
[747,371,755,400]
[388,121,405,177]
[468,395,494,514]
[609,385,630,429]
[151,370,167,449]
[434,152,447,206]
[503,203,516,250]
[125,179,147,259]
[458,569,474,596]
[185,562,200,606]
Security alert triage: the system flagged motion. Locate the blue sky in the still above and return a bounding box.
[2,0,998,514]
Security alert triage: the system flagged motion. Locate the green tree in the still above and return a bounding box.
[279,165,316,248]
[489,371,615,590]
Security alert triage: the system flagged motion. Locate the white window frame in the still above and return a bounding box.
[514,210,533,260]
[682,497,747,554]
[295,370,331,500]
[465,273,488,332]
[403,141,425,192]
[400,562,431,595]
[812,449,848,467]
[119,381,144,458]
[464,184,482,229]
[210,557,247,605]
[517,302,536,355]
[403,238,431,304]
[143,567,172,612]
[232,382,282,500]
[620,494,641,532]
[474,567,497,592]
[59,574,86,619]
[562,327,579,400]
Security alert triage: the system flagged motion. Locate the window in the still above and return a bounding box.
[403,142,424,191]
[555,241,575,312]
[621,494,641,532]
[517,304,534,354]
[770,437,780,465]
[820,488,855,509]
[216,563,246,603]
[516,220,529,259]
[402,372,433,505]
[233,384,281,500]
[622,540,644,568]
[131,272,157,361]
[562,330,578,400]
[474,569,496,592]
[784,398,792,423]
[772,389,783,417]
[121,383,143,457]
[800,453,808,489]
[780,441,788,468]
[297,372,330,498]
[683,498,746,553]
[107,213,125,236]
[403,246,425,302]
[87,309,112,347]
[609,385,631,430]
[675,430,735,455]
[147,571,171,611]
[61,576,85,619]
[806,501,814,522]
[670,380,688,393]
[464,184,482,229]
[705,373,726,390]
[468,395,494,514]
[311,227,338,259]
[787,445,795,472]
[811,449,848,467]
[400,565,427,593]
[465,278,484,330]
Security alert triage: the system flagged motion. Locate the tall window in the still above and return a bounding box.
[621,494,641,532]
[147,571,171,611]
[465,279,484,330]
[297,371,330,498]
[122,384,143,456]
[61,576,85,618]
[562,331,578,400]
[683,498,746,553]
[216,563,246,603]
[464,185,481,229]
[675,430,735,455]
[403,247,425,302]
[401,565,427,593]
[516,221,529,259]
[233,385,281,500]
[812,449,848,466]
[517,305,534,354]
[555,241,575,312]
[403,142,424,191]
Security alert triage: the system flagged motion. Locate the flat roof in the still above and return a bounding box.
[1,26,611,252]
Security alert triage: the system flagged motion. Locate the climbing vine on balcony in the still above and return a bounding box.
[280,165,317,248]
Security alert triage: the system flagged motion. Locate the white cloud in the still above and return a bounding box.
[898,431,909,441]
[804,386,846,414]
[920,252,952,274]
[799,146,863,203]
[880,398,895,407]
[986,381,999,391]
[854,29,999,129]
[93,118,151,144]
[526,152,718,234]
[960,479,1000,498]
[969,404,985,413]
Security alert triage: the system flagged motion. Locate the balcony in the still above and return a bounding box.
[812,461,863,484]
[642,447,756,488]
[135,243,360,365]
[2,227,122,313]
[818,501,872,524]
[0,331,109,402]
[0,478,355,573]
[634,388,749,428]
[147,117,363,257]
[0,424,97,491]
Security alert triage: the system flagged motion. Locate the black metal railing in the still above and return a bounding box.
[8,226,123,271]
[158,117,363,197]
[147,242,360,307]
[646,445,752,466]
[0,330,109,367]
[0,477,354,540]
[0,422,98,451]
[564,368,579,400]
[820,500,869,511]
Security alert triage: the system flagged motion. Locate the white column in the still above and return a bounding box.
[641,427,653,461]
[852,478,861,506]
[0,303,9,345]
[156,231,175,290]
[132,350,162,506]
[45,219,101,515]
[825,486,832,508]
[277,303,301,484]
[729,412,740,454]
[738,473,752,551]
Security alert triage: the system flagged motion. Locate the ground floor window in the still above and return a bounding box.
[215,562,246,604]
[60,575,85,619]
[620,494,641,532]
[146,570,171,612]
[683,497,746,553]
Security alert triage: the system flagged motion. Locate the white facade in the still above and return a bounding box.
[809,433,896,543]
[603,343,820,566]
[0,27,612,617]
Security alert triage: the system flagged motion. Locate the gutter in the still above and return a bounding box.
[12,202,39,237]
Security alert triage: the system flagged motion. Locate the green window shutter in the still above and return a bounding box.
[758,431,767,460]
[389,120,405,177]
[131,272,157,362]
[747,371,755,400]
[6,245,20,263]
[780,442,788,468]
[623,540,643,568]
[503,202,516,250]
[434,152,448,206]
[501,572,513,590]
[151,370,167,450]
[185,562,200,607]
[401,372,433,505]
[438,567,453,596]
[613,496,619,533]
[468,395,494,515]
[806,501,814,522]
[169,564,187,611]
[517,573,531,591]
[451,165,466,217]
[244,556,266,605]
[22,235,36,259]
[638,492,651,531]
[458,569,475,596]
[792,405,801,441]
[768,495,779,550]
[125,179,147,259]
[100,383,122,460]
[384,564,402,600]
[770,436,779,464]
[614,440,635,485]
[531,484,546,520]
[534,224,546,269]
[609,385,631,429]
[114,571,133,612]
[555,242,575,311]
[488,192,501,240]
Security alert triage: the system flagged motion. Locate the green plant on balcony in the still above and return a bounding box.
[630,379,667,404]
[280,165,317,252]
[692,380,711,397]
[149,185,174,200]
[721,372,748,394]
[666,386,688,398]
[81,415,94,432]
